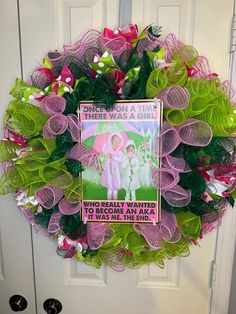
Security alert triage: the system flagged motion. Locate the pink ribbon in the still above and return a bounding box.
[101,25,138,57]
[3,128,28,147]
[56,64,75,87]
[103,24,138,43]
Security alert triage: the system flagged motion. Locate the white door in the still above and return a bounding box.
[0,1,36,313]
[4,0,235,314]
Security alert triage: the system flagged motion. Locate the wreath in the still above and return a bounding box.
[1,24,235,271]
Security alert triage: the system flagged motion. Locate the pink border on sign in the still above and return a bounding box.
[82,200,159,223]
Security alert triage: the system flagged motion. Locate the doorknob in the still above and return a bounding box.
[43,298,62,314]
[9,295,28,312]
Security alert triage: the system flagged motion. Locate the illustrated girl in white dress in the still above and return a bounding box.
[121,140,140,201]
[100,133,123,200]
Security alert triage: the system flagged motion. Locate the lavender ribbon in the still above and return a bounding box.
[58,197,80,215]
[41,95,66,116]
[36,185,64,209]
[43,114,81,142]
[134,210,181,249]
[153,118,212,208]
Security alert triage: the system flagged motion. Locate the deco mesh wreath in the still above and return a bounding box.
[1,24,236,271]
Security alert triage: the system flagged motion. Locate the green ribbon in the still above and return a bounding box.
[10,78,42,101]
[147,47,165,67]
[176,212,201,240]
[90,50,118,75]
[0,141,22,162]
[180,170,206,197]
[146,67,168,98]
[59,212,84,234]
[10,104,48,137]
[125,67,141,82]
[64,176,82,203]
[164,108,187,126]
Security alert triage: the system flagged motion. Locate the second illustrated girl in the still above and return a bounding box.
[121,140,140,201]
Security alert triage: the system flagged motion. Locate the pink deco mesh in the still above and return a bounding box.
[63,40,86,59]
[164,155,190,173]
[67,114,81,142]
[135,26,162,55]
[162,185,191,207]
[43,114,69,138]
[152,167,179,191]
[201,202,226,235]
[36,185,64,209]
[201,199,226,236]
[67,143,100,169]
[160,121,180,157]
[101,36,128,57]
[158,86,190,109]
[161,33,183,63]
[80,29,102,48]
[31,68,52,90]
[87,222,111,250]
[41,95,66,116]
[222,80,235,101]
[137,37,160,56]
[58,197,80,215]
[176,118,212,146]
[190,56,212,79]
[47,211,62,234]
[134,210,181,249]
[101,248,125,272]
[47,51,64,68]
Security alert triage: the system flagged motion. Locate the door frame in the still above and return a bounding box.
[210,1,236,311]
[119,0,236,313]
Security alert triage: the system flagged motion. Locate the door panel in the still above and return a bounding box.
[0,1,36,313]
[131,0,232,78]
[18,0,234,313]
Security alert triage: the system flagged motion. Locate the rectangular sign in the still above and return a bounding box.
[79,100,162,223]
